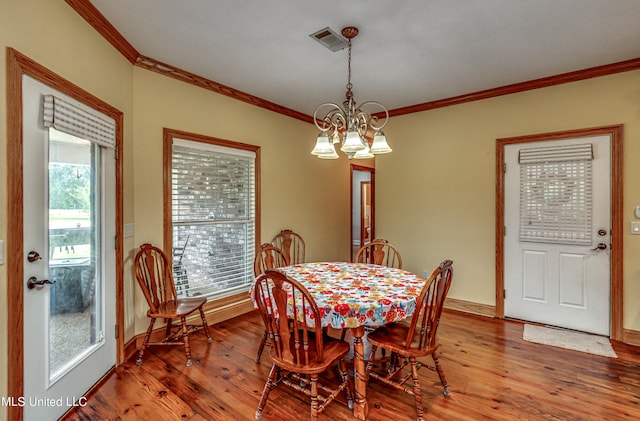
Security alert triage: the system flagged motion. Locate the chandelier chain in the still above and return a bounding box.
[346,39,353,94]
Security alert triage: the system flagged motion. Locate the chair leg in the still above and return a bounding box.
[409,357,424,421]
[164,318,172,340]
[136,318,156,366]
[309,373,319,420]
[180,316,193,366]
[338,358,354,409]
[255,329,269,363]
[199,308,213,344]
[255,364,278,420]
[432,351,451,396]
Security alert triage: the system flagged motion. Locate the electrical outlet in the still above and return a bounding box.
[422,269,429,278]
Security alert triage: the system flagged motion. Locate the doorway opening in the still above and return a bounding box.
[351,165,375,261]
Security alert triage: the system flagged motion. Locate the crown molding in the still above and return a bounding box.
[134,56,313,123]
[65,0,139,64]
[388,57,640,117]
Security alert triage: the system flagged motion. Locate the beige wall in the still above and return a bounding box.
[376,70,640,331]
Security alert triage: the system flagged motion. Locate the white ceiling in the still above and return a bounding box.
[90,0,640,117]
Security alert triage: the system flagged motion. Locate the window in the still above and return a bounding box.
[166,130,259,300]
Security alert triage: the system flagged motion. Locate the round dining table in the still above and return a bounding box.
[274,261,426,420]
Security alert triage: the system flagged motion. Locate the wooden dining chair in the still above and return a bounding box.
[365,259,453,421]
[253,243,290,362]
[271,229,305,265]
[134,243,212,367]
[355,238,402,269]
[253,269,353,420]
[342,238,404,342]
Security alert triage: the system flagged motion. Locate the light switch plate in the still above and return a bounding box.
[631,222,640,235]
[124,223,134,238]
[0,240,3,265]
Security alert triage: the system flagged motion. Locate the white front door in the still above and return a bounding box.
[504,135,611,335]
[22,75,116,420]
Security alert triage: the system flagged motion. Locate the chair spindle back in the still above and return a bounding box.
[405,259,453,351]
[253,270,325,365]
[355,238,403,269]
[134,243,177,313]
[271,229,305,265]
[254,243,289,277]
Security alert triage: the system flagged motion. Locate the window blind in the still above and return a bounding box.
[171,138,256,300]
[43,95,116,149]
[519,144,593,245]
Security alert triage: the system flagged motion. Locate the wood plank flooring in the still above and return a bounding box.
[62,310,640,420]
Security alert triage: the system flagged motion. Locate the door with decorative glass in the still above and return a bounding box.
[504,135,611,335]
[22,76,116,420]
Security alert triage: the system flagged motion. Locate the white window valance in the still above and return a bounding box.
[519,143,593,164]
[43,95,116,149]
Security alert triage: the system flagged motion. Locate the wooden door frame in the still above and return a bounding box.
[495,125,623,340]
[6,48,124,421]
[350,165,375,261]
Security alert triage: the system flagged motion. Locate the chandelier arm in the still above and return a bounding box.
[352,111,370,138]
[313,102,346,131]
[357,101,390,131]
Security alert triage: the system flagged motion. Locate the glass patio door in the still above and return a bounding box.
[22,75,116,421]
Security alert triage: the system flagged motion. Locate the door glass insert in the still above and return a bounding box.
[48,128,102,381]
[519,144,593,245]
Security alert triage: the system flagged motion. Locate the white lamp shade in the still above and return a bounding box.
[353,143,374,159]
[311,133,334,155]
[318,144,339,159]
[341,130,366,152]
[370,131,392,154]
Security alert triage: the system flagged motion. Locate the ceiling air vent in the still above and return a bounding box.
[309,27,348,52]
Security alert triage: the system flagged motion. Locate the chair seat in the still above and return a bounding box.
[147,297,207,319]
[270,337,350,375]
[367,323,439,358]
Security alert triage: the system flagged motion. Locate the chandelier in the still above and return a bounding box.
[311,27,392,160]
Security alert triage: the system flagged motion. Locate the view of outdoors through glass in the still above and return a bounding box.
[48,128,102,380]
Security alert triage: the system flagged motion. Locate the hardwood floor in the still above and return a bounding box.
[63,310,640,420]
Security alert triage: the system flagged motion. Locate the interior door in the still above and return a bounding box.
[504,135,611,335]
[22,75,116,420]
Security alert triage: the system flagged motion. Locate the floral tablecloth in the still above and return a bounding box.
[262,262,425,329]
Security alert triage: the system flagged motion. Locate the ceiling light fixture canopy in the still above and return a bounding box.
[311,26,392,160]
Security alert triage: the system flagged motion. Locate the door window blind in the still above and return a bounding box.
[171,138,256,300]
[519,144,593,245]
